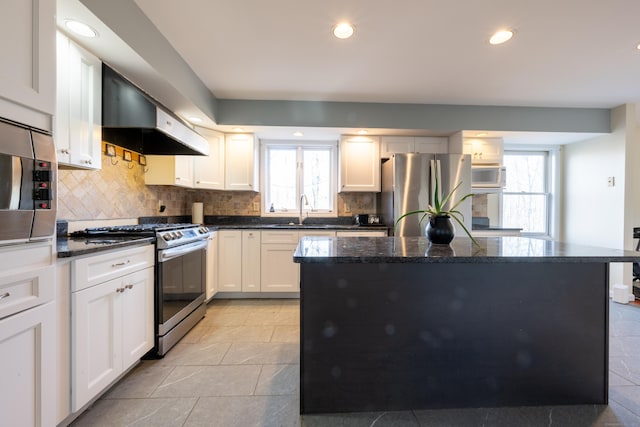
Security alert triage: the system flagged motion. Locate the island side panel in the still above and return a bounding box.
[300,262,608,413]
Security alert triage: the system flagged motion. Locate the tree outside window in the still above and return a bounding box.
[263,142,336,214]
[502,151,549,234]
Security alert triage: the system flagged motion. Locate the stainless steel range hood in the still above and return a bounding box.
[102,64,209,156]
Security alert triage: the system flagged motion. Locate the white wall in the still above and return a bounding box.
[562,104,637,289]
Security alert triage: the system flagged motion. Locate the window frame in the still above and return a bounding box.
[260,140,338,218]
[501,149,552,237]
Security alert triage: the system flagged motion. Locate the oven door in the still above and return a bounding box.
[157,240,207,335]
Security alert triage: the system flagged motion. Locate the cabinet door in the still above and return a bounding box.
[72,278,123,411]
[0,0,55,130]
[121,268,154,368]
[463,138,503,164]
[225,134,258,191]
[241,231,261,292]
[380,136,413,158]
[194,128,225,189]
[56,32,102,169]
[0,301,55,427]
[206,232,218,301]
[145,156,194,187]
[260,243,299,292]
[67,39,102,169]
[217,230,242,292]
[339,136,381,192]
[414,137,448,154]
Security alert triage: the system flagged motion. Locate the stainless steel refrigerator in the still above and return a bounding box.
[380,153,472,237]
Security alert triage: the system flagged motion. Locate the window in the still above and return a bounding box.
[262,141,337,216]
[502,151,549,235]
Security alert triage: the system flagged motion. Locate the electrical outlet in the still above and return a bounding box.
[608,177,615,187]
[158,200,163,210]
[344,203,351,213]
[253,202,260,211]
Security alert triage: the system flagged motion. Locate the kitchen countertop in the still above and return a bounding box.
[207,223,388,231]
[293,235,640,263]
[57,236,154,258]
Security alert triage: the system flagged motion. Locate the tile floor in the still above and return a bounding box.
[71,299,640,427]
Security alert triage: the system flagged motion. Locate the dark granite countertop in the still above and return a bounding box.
[293,236,640,263]
[57,236,154,258]
[208,223,388,231]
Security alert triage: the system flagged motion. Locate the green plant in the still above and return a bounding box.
[395,162,479,246]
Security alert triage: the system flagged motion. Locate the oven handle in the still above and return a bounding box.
[158,240,208,263]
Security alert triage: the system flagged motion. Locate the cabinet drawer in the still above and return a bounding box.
[72,244,154,292]
[0,265,54,319]
[261,230,299,244]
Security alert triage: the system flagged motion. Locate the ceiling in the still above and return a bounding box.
[58,0,640,144]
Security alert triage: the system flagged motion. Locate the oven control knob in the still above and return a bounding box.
[163,233,172,241]
[176,231,183,238]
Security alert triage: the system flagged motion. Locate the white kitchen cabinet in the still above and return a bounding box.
[218,230,243,292]
[145,155,194,187]
[71,245,154,411]
[380,136,448,158]
[55,260,71,425]
[205,231,219,301]
[339,136,381,192]
[0,240,55,427]
[463,138,504,164]
[0,0,56,131]
[261,230,300,293]
[242,230,261,292]
[55,32,102,169]
[194,128,225,190]
[225,133,259,191]
[0,300,55,427]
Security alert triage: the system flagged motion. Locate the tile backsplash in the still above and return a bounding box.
[57,145,377,221]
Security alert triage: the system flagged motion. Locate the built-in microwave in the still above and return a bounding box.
[0,118,56,244]
[471,165,506,189]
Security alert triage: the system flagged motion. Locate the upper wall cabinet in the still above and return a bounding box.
[380,136,448,158]
[145,155,194,188]
[339,136,381,192]
[225,133,259,191]
[194,128,225,190]
[56,32,102,169]
[0,0,56,131]
[463,138,504,164]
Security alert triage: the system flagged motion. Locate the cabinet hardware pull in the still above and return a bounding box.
[125,284,133,290]
[112,260,130,267]
[116,287,125,293]
[0,292,10,300]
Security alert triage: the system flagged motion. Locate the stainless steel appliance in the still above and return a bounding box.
[78,223,209,356]
[380,153,472,236]
[471,164,506,190]
[0,118,56,244]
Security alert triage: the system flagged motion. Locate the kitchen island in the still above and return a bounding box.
[293,236,640,414]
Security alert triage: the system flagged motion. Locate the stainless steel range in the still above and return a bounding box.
[78,223,210,356]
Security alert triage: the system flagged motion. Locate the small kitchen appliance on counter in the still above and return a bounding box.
[73,223,210,356]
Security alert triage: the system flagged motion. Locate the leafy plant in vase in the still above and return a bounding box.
[395,162,479,246]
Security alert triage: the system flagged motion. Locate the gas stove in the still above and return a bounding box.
[73,223,210,249]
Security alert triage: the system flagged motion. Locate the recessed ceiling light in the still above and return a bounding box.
[357,129,368,135]
[476,132,489,137]
[636,43,640,50]
[489,29,513,45]
[232,127,244,132]
[188,116,203,124]
[293,131,304,137]
[333,22,355,39]
[64,19,98,38]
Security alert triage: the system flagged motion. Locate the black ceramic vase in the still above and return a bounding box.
[425,215,455,244]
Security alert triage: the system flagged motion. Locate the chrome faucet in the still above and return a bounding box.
[299,194,308,225]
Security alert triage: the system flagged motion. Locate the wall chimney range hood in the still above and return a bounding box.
[102,64,209,156]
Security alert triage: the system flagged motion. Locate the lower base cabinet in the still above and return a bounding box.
[0,301,55,427]
[71,246,154,411]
